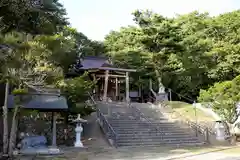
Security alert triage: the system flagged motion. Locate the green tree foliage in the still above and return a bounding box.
[198,75,240,123]
[104,10,240,99]
[0,0,68,34]
[0,31,63,84]
[57,72,95,115]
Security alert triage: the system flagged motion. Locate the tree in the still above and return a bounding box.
[0,31,62,156]
[0,0,68,34]
[104,10,240,100]
[0,0,102,156]
[104,26,148,89]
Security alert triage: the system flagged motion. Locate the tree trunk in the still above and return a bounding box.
[8,105,19,157]
[3,81,9,155]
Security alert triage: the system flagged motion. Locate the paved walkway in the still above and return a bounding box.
[15,112,240,160]
[176,153,240,160]
[61,147,240,160]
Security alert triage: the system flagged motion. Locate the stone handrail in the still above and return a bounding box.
[96,108,118,147]
[88,92,118,147]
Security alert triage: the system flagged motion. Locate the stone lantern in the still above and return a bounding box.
[72,114,87,147]
[214,120,226,141]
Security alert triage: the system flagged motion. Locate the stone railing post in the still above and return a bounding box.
[204,127,210,144]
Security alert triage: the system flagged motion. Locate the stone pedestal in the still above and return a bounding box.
[74,124,84,147]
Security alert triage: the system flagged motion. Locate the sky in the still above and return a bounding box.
[60,0,240,41]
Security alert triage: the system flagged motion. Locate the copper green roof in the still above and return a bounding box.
[7,94,68,110]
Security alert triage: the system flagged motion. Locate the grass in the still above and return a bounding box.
[164,101,216,122]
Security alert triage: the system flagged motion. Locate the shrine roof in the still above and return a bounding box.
[80,56,111,69]
[7,94,68,111]
[79,56,136,72]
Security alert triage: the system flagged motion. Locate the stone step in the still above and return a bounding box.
[116,132,192,136]
[111,126,189,131]
[117,136,199,142]
[107,118,171,121]
[117,135,197,139]
[112,128,190,133]
[111,125,190,132]
[97,103,204,148]
[113,129,156,133]
[108,121,176,125]
[117,139,202,144]
[112,127,190,132]
[117,141,204,147]
[110,123,187,128]
[113,130,192,135]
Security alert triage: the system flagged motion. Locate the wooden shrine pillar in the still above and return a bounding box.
[92,74,96,96]
[103,70,109,102]
[115,77,118,101]
[125,72,130,103]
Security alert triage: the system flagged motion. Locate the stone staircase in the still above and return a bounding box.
[97,102,204,147]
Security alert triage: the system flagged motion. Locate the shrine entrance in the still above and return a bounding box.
[89,67,136,103]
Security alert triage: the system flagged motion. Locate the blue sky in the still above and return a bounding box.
[60,0,240,41]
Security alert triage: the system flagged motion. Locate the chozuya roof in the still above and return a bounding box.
[8,94,68,110]
[7,85,68,110]
[78,56,136,72]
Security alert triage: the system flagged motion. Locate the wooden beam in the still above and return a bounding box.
[103,70,109,102]
[88,69,99,73]
[99,67,136,72]
[96,74,126,78]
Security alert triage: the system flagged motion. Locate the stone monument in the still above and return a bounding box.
[72,114,87,147]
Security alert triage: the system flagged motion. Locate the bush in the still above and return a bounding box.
[57,72,96,116]
[198,75,240,123]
